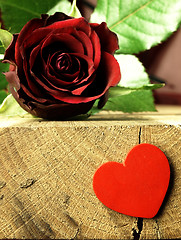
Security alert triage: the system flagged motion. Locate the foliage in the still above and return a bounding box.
[0,0,62,33]
[0,62,9,89]
[91,0,181,54]
[0,28,13,48]
[0,89,7,104]
[0,94,33,117]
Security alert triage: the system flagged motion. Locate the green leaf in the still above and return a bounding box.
[91,0,181,54]
[0,94,33,117]
[0,0,69,33]
[0,90,8,104]
[0,62,9,90]
[110,54,164,98]
[47,0,72,15]
[0,44,5,54]
[88,100,102,115]
[104,90,156,112]
[109,84,164,98]
[115,54,150,87]
[68,0,81,18]
[48,0,81,18]
[0,54,4,60]
[0,29,13,49]
[102,54,157,112]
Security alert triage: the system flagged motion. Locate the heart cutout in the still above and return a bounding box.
[93,143,170,218]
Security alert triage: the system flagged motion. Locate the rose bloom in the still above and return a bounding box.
[4,12,121,119]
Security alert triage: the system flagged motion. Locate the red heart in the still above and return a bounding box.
[93,143,170,218]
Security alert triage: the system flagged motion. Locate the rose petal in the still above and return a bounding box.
[15,17,48,64]
[3,34,18,64]
[45,12,71,26]
[47,17,91,36]
[46,52,80,83]
[72,30,93,59]
[20,47,48,99]
[5,67,51,104]
[95,51,121,89]
[20,83,51,104]
[71,74,95,95]
[27,27,78,68]
[40,52,95,91]
[4,70,20,91]
[31,70,70,94]
[34,52,80,87]
[29,70,95,104]
[24,52,117,104]
[82,51,121,101]
[21,28,51,58]
[41,33,84,56]
[26,100,95,120]
[23,59,45,98]
[89,30,101,70]
[90,22,119,54]
[46,64,80,86]
[97,90,109,109]
[29,44,42,70]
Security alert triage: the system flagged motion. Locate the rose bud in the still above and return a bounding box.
[3,12,121,119]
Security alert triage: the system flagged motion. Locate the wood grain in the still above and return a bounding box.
[0,105,180,239]
[140,125,181,239]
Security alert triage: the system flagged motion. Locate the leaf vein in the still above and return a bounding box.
[115,28,140,41]
[123,21,163,37]
[109,0,155,30]
[132,14,168,31]
[0,0,40,17]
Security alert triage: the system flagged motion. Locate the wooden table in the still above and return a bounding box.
[0,105,180,239]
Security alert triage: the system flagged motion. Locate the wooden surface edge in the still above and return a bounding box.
[0,105,180,239]
[0,105,181,128]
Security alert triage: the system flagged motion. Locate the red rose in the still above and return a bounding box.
[3,12,121,119]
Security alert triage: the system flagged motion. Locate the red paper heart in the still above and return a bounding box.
[93,143,170,218]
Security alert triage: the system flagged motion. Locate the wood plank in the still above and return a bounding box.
[140,125,181,239]
[0,105,180,239]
